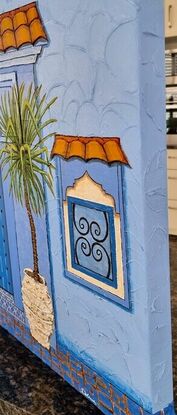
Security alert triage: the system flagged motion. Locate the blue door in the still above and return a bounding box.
[0,173,13,294]
[0,73,17,295]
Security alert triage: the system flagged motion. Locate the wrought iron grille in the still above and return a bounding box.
[67,197,117,288]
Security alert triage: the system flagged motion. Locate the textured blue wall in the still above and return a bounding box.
[0,0,173,413]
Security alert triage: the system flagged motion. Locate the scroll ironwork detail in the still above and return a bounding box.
[71,201,113,281]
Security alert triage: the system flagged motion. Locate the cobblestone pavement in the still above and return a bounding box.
[0,236,176,414]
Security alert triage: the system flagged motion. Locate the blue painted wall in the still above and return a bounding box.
[0,0,173,414]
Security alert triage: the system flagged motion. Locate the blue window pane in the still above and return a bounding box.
[68,197,117,288]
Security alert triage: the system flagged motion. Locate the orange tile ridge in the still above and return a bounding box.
[51,135,129,165]
[0,3,36,22]
[0,2,47,53]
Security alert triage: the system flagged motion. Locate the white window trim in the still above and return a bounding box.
[0,45,43,69]
[0,72,17,85]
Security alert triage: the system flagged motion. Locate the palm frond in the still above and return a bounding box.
[0,83,57,215]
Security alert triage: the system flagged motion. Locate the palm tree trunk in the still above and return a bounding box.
[23,181,40,282]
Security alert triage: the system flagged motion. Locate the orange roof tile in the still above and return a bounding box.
[51,135,129,165]
[0,2,47,53]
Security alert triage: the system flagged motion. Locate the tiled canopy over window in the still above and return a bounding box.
[0,2,47,52]
[52,135,129,165]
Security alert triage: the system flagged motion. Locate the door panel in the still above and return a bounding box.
[0,72,17,294]
[0,173,13,293]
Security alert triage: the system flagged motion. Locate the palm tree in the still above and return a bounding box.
[0,83,57,282]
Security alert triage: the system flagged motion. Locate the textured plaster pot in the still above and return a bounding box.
[22,269,54,349]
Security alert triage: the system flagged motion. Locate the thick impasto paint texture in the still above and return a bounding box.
[0,1,174,415]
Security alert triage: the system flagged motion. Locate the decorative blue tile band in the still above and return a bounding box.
[0,306,175,415]
[0,289,25,323]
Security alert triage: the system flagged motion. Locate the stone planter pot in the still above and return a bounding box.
[22,268,54,350]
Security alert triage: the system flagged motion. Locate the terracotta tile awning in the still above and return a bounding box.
[51,135,129,165]
[0,2,47,53]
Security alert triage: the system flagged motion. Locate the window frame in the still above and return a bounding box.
[57,161,130,310]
